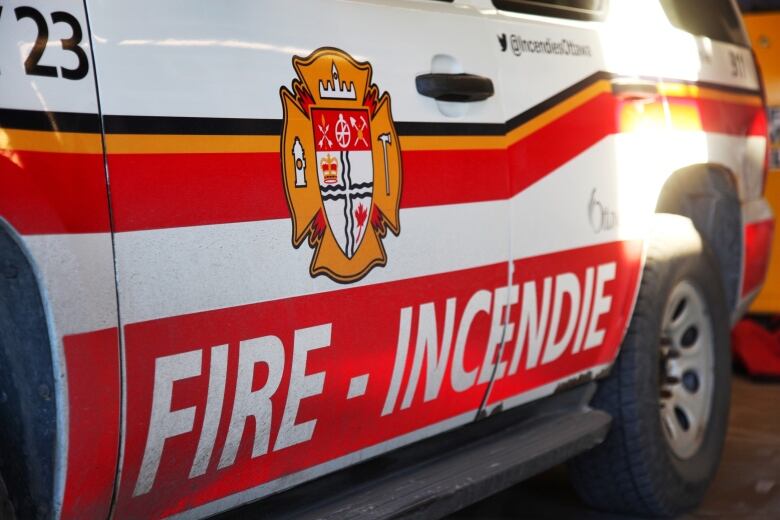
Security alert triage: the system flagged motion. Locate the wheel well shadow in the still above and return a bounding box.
[655,164,742,314]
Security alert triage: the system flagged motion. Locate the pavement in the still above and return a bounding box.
[448,374,780,520]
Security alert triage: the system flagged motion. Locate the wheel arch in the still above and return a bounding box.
[655,163,742,315]
[0,217,60,519]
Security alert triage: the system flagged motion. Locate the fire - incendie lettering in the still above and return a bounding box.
[131,258,622,497]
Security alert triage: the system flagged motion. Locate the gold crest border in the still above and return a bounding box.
[279,47,402,284]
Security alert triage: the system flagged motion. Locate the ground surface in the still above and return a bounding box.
[449,374,780,520]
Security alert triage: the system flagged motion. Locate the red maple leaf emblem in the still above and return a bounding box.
[355,203,368,228]
[354,203,368,243]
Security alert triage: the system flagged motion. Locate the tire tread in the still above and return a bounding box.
[568,236,730,517]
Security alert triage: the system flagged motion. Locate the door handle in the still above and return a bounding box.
[415,73,495,102]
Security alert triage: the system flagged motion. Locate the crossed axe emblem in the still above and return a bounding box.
[349,116,368,146]
[317,114,332,148]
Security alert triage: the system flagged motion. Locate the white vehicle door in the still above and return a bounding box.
[478,0,656,412]
[0,2,120,519]
[85,1,512,517]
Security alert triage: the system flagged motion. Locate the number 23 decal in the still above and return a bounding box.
[2,6,89,80]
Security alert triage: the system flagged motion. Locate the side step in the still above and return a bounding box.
[303,409,610,519]
[229,393,611,520]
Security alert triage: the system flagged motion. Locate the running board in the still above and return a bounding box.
[241,399,611,520]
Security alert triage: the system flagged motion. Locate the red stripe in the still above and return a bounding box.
[2,94,763,235]
[0,151,110,234]
[61,328,121,520]
[401,148,509,208]
[108,152,287,231]
[107,93,623,232]
[110,240,641,518]
[667,96,767,136]
[509,92,618,194]
[109,147,511,232]
[742,218,774,296]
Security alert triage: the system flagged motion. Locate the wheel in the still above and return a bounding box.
[568,216,731,517]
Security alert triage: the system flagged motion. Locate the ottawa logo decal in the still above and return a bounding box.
[280,48,402,283]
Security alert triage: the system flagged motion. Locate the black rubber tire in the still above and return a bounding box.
[567,224,731,517]
[0,471,15,520]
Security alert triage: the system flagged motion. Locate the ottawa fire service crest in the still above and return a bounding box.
[280,48,402,283]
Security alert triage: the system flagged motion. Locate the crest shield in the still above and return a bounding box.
[312,107,373,258]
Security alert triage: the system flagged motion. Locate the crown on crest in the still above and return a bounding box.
[319,62,356,100]
[319,154,338,184]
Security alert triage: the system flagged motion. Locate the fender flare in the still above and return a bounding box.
[655,164,742,314]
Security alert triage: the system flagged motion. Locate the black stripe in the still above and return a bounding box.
[343,149,354,256]
[396,71,616,136]
[395,121,506,136]
[319,184,373,194]
[505,70,614,131]
[102,114,282,135]
[394,72,615,136]
[78,72,619,138]
[321,193,347,201]
[2,74,761,137]
[0,108,100,133]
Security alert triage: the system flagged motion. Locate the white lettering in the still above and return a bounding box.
[189,344,228,478]
[401,298,457,408]
[542,273,580,364]
[451,289,491,392]
[274,324,330,451]
[382,307,413,416]
[585,262,616,349]
[509,277,552,374]
[572,267,595,353]
[134,350,201,496]
[479,285,519,383]
[218,336,284,469]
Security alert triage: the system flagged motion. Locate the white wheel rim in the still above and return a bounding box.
[658,280,715,460]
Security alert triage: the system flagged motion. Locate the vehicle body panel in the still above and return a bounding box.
[0,1,120,518]
[0,0,773,518]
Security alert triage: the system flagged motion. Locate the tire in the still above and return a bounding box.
[0,471,15,520]
[568,216,731,517]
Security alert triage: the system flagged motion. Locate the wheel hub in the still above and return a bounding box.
[658,280,715,460]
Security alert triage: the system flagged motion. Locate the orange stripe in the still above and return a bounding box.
[658,82,762,107]
[104,134,279,154]
[0,128,102,154]
[2,81,762,155]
